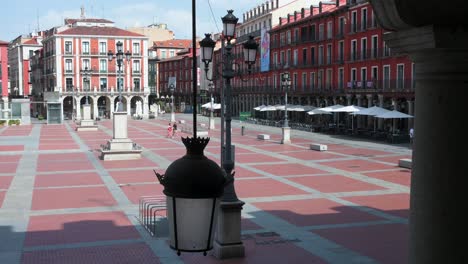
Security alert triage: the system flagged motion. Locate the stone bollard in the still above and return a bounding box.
[241,126,245,136]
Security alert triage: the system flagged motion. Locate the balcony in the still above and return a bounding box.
[65,69,73,74]
[64,50,73,56]
[346,79,414,92]
[100,70,108,74]
[236,29,261,43]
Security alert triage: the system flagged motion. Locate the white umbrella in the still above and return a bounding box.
[307,109,332,115]
[374,110,414,119]
[253,104,266,111]
[316,104,345,112]
[203,103,221,110]
[352,106,390,116]
[332,105,367,113]
[259,105,278,112]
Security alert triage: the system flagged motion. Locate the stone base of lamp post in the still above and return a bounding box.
[100,112,142,160]
[213,201,245,259]
[171,112,175,123]
[281,127,291,144]
[76,104,98,131]
[209,117,215,130]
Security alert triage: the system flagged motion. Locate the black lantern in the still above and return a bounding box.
[221,10,238,40]
[199,34,216,70]
[156,137,227,256]
[243,36,259,68]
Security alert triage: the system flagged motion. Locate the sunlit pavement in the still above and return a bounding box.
[0,114,411,264]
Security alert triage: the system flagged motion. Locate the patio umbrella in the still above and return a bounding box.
[316,104,345,112]
[307,109,332,115]
[332,105,367,130]
[203,103,221,110]
[259,105,278,112]
[351,106,391,132]
[375,110,414,133]
[253,104,266,111]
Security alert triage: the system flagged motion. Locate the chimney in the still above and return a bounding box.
[336,0,340,7]
[262,4,265,13]
[310,5,314,16]
[294,11,297,21]
[80,5,85,19]
[276,0,279,9]
[287,14,290,23]
[301,8,305,18]
[266,1,270,11]
[319,2,323,13]
[279,17,282,26]
[243,13,246,22]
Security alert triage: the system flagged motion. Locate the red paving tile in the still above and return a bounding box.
[182,236,326,264]
[0,163,18,174]
[0,155,22,162]
[25,211,140,246]
[251,163,328,176]
[253,198,382,226]
[21,243,161,264]
[31,187,117,210]
[284,150,343,161]
[0,176,14,189]
[38,153,88,162]
[100,158,158,169]
[235,153,286,163]
[232,166,264,178]
[151,148,186,157]
[288,175,386,193]
[342,193,410,218]
[39,144,79,150]
[120,183,164,204]
[109,169,159,184]
[330,147,392,157]
[363,169,411,186]
[1,126,32,136]
[37,160,95,172]
[34,172,104,188]
[0,145,24,151]
[314,224,408,264]
[318,159,396,172]
[0,191,5,207]
[235,178,308,198]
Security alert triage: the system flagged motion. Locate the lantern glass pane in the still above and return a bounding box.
[117,42,123,52]
[167,197,220,252]
[224,23,236,38]
[117,53,123,61]
[248,49,257,63]
[201,47,213,62]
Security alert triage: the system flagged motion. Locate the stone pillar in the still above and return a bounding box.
[346,95,352,106]
[143,97,149,119]
[367,94,373,128]
[76,101,82,121]
[1,97,9,119]
[126,99,131,116]
[408,100,414,129]
[93,99,98,119]
[356,95,362,128]
[370,12,468,262]
[378,94,384,129]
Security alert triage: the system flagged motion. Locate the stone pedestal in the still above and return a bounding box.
[213,201,245,259]
[100,112,142,160]
[11,99,31,125]
[209,116,215,130]
[76,104,98,131]
[281,127,291,144]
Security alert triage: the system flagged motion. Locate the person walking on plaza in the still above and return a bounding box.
[409,127,414,146]
[172,122,178,138]
[167,123,173,138]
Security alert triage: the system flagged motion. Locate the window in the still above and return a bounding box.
[82,41,90,54]
[170,50,175,57]
[117,77,124,91]
[310,47,315,65]
[100,59,107,73]
[327,21,333,39]
[327,44,332,64]
[82,59,90,70]
[161,50,166,59]
[351,40,357,61]
[29,50,34,59]
[362,8,368,30]
[371,66,378,88]
[65,41,72,54]
[65,59,73,73]
[273,52,278,66]
[302,73,307,90]
[397,64,404,89]
[100,78,107,91]
[280,33,285,46]
[293,49,298,66]
[361,38,367,60]
[286,49,291,65]
[351,11,357,33]
[133,42,140,55]
[338,41,344,63]
[133,78,140,91]
[98,42,106,55]
[133,60,141,73]
[273,74,277,89]
[338,17,345,36]
[286,31,291,44]
[293,73,297,90]
[318,70,323,89]
[326,69,332,89]
[302,49,307,65]
[310,72,315,90]
[383,41,391,57]
[351,68,357,88]
[371,35,378,58]
[383,65,390,89]
[319,24,324,40]
[310,24,316,41]
[66,78,73,90]
[294,28,299,43]
[338,68,344,89]
[318,46,324,65]
[361,68,367,89]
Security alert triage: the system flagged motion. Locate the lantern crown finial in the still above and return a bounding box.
[182,136,210,155]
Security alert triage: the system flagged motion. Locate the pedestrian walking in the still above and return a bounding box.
[172,122,178,138]
[167,123,173,138]
[409,127,414,145]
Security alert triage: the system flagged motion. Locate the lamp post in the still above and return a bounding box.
[108,41,131,112]
[81,66,92,105]
[169,83,175,123]
[280,72,291,144]
[209,82,215,130]
[199,10,258,259]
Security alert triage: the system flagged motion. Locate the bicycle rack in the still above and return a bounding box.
[138,195,167,236]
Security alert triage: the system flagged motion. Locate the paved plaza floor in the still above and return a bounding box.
[0,114,411,264]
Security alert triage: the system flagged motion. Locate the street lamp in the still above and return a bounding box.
[280,72,292,144]
[169,83,175,123]
[209,82,215,130]
[199,10,258,258]
[81,67,92,105]
[108,41,131,112]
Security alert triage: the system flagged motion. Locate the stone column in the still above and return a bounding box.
[367,94,373,128]
[356,95,362,128]
[93,98,98,119]
[126,99,131,116]
[76,100,82,121]
[375,20,468,264]
[378,94,384,129]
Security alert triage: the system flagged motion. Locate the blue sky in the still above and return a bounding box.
[1,0,295,41]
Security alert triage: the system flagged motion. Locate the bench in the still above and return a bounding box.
[398,159,412,169]
[257,134,270,140]
[310,143,328,151]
